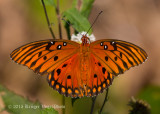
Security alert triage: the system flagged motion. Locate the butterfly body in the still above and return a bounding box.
[79,35,91,86]
[10,35,148,98]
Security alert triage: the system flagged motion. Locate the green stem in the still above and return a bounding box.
[100,88,109,113]
[41,0,56,39]
[55,0,62,39]
[90,96,97,114]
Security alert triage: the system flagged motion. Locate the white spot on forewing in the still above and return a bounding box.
[100,42,103,46]
[63,42,67,46]
[104,45,107,49]
[51,41,54,44]
[58,45,61,49]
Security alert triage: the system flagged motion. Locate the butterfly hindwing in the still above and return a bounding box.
[47,53,82,97]
[87,54,114,97]
[47,51,114,98]
[10,39,79,75]
[90,39,148,76]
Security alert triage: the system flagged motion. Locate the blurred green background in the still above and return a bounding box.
[0,0,160,114]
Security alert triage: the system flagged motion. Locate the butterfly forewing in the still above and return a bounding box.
[10,39,80,75]
[90,39,148,76]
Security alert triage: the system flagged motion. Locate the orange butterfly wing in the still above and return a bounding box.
[86,54,114,97]
[47,50,114,98]
[90,39,148,76]
[10,39,79,75]
[47,53,81,97]
[76,39,148,97]
[10,39,148,98]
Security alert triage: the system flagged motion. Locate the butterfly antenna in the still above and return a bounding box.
[85,11,103,36]
[62,18,71,26]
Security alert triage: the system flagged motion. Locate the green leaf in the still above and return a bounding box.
[80,0,95,18]
[63,8,92,34]
[41,108,58,114]
[0,85,58,114]
[42,0,56,7]
[73,97,92,114]
[138,86,160,114]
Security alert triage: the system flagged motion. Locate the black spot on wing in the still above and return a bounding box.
[94,74,97,78]
[98,62,101,66]
[43,56,47,60]
[102,67,106,74]
[38,52,42,57]
[54,56,58,61]
[105,56,108,61]
[62,64,67,68]
[30,60,37,68]
[67,75,71,79]
[56,69,61,76]
[123,61,128,69]
[114,57,117,61]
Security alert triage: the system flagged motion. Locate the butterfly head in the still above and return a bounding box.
[81,35,90,46]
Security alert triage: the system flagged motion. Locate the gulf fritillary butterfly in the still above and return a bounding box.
[10,35,147,98]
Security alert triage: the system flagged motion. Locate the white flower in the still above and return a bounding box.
[71,31,96,43]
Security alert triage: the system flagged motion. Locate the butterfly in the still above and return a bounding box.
[10,35,148,98]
